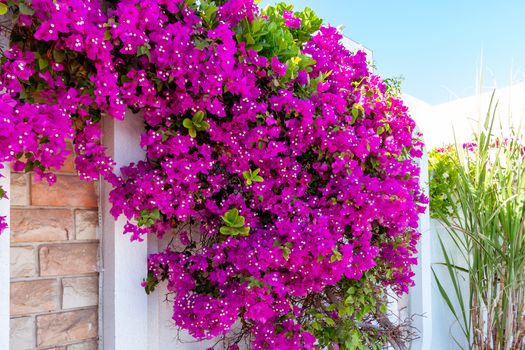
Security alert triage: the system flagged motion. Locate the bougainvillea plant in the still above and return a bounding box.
[0,0,426,348]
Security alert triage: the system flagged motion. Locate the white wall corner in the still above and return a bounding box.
[147,233,160,350]
[0,165,10,350]
[101,113,155,350]
[409,145,433,350]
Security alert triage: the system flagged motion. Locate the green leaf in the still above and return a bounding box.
[144,271,159,295]
[104,30,111,41]
[182,112,208,137]
[195,39,210,50]
[379,303,387,314]
[219,226,238,236]
[182,118,193,129]
[38,58,49,70]
[252,44,263,52]
[150,208,160,220]
[220,209,250,237]
[52,50,66,63]
[245,33,255,45]
[326,304,337,311]
[223,208,240,225]
[39,136,50,144]
[351,104,363,122]
[251,18,262,33]
[0,186,5,198]
[137,44,149,57]
[248,276,263,287]
[243,168,264,186]
[243,171,252,185]
[297,55,316,70]
[24,160,40,173]
[220,226,250,236]
[0,3,8,15]
[230,215,245,228]
[324,317,335,326]
[330,247,342,262]
[103,17,115,28]
[199,0,217,23]
[18,3,34,15]
[193,111,205,123]
[137,209,160,227]
[282,246,291,260]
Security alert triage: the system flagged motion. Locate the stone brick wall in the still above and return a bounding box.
[9,159,100,350]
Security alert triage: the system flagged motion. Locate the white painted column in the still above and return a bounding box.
[101,113,153,350]
[101,113,212,350]
[146,234,160,350]
[409,147,433,350]
[0,166,10,350]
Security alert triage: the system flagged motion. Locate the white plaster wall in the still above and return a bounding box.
[405,83,525,149]
[101,113,150,350]
[409,146,432,350]
[429,220,469,350]
[340,35,373,61]
[153,233,215,350]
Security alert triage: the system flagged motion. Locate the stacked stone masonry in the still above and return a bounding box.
[9,155,100,350]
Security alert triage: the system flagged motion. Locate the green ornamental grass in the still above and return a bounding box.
[430,94,525,350]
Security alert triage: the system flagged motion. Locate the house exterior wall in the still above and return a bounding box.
[340,35,373,61]
[9,153,100,350]
[404,83,525,149]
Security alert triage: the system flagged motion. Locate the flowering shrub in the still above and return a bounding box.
[428,146,459,218]
[0,0,426,348]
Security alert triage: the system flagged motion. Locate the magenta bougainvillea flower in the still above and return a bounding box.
[0,0,426,348]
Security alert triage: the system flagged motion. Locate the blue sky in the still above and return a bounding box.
[261,0,525,104]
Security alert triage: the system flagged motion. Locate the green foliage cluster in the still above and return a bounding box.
[428,147,459,219]
[220,208,250,236]
[305,273,391,350]
[183,111,210,138]
[235,2,320,83]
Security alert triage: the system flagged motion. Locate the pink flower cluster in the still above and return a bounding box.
[0,0,426,348]
[0,0,120,186]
